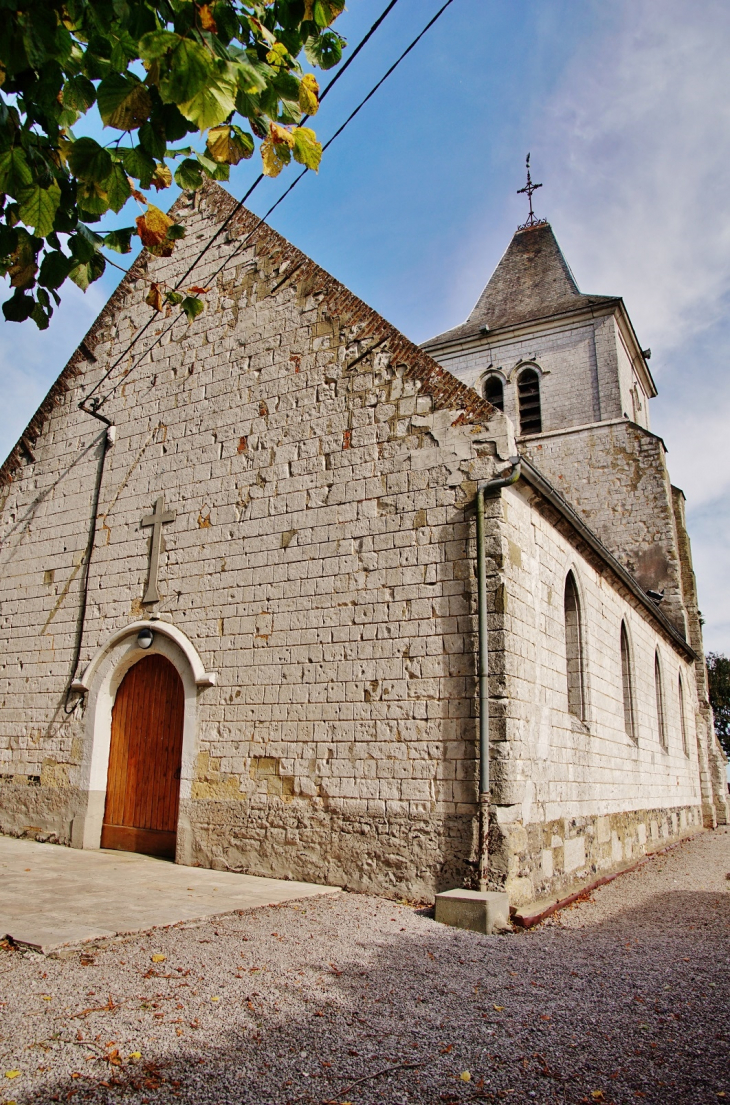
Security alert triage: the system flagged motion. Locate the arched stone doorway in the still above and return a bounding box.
[71,620,216,860]
[101,654,185,859]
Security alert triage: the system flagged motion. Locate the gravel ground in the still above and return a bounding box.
[1,826,728,1105]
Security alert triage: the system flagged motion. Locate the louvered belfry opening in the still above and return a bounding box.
[484,374,504,411]
[517,367,542,434]
[101,653,185,859]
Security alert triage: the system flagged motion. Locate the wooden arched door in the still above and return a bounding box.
[101,654,185,859]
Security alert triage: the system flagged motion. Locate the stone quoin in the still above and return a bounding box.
[0,183,726,909]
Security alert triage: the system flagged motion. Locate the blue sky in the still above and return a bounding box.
[1,0,728,651]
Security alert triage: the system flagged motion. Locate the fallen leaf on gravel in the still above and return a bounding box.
[460,1071,472,1081]
[493,1005,504,1011]
[41,995,51,1001]
[4,1071,20,1078]
[591,1092,605,1100]
[151,955,166,963]
[129,1053,141,1060]
[211,997,220,1002]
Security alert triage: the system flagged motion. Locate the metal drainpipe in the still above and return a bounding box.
[476,456,521,891]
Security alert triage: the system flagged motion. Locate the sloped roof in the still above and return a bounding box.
[423,222,618,348]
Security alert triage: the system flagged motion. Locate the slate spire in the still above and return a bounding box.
[423,222,617,348]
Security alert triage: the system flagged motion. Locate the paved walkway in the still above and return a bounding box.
[0,836,339,952]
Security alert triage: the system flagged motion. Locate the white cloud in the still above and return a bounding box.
[530,0,730,649]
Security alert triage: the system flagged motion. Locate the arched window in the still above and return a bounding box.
[654,651,667,750]
[620,621,636,742]
[678,674,689,756]
[564,572,585,720]
[518,367,542,435]
[484,375,504,411]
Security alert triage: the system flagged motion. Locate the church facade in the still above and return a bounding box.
[0,184,726,908]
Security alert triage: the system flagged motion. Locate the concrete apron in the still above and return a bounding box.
[0,836,340,954]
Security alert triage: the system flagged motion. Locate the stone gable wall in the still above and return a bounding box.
[0,186,510,898]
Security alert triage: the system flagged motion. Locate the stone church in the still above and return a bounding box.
[0,182,726,909]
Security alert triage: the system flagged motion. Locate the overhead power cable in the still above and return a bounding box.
[82,0,457,416]
[81,0,401,413]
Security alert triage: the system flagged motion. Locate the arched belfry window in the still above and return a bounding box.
[654,651,667,750]
[484,375,504,411]
[518,367,542,435]
[620,622,636,742]
[564,572,585,720]
[678,674,689,756]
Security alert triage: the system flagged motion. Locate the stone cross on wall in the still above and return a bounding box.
[141,495,175,604]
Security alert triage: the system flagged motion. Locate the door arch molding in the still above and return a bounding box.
[73,621,212,859]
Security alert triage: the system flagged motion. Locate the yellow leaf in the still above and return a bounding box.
[266,42,289,69]
[460,1072,471,1082]
[151,953,167,963]
[4,1071,20,1079]
[270,122,295,149]
[493,1004,504,1011]
[197,3,217,32]
[260,136,289,178]
[211,996,220,1002]
[591,1093,604,1101]
[150,164,172,190]
[206,125,254,166]
[145,283,164,312]
[128,1052,142,1060]
[292,126,322,172]
[145,207,173,237]
[299,73,319,116]
[42,995,52,1001]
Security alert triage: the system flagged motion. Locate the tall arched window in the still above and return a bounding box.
[678,674,689,756]
[564,572,585,720]
[620,621,636,742]
[518,367,542,435]
[484,375,504,411]
[654,651,667,750]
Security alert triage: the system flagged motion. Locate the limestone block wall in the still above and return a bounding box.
[484,480,705,905]
[0,185,513,900]
[520,421,687,632]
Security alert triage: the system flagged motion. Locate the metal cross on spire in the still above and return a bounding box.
[517,153,546,230]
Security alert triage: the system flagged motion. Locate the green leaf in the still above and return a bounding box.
[234,57,269,95]
[103,227,134,253]
[312,0,345,28]
[158,37,215,104]
[119,145,156,188]
[196,152,229,182]
[292,126,321,171]
[61,74,96,113]
[2,290,35,323]
[39,249,73,289]
[304,30,344,69]
[174,158,204,190]
[67,138,113,185]
[178,66,238,130]
[31,301,50,329]
[97,73,152,130]
[165,290,183,306]
[139,121,167,160]
[138,29,179,61]
[7,230,38,288]
[18,180,62,237]
[166,223,186,241]
[181,295,204,323]
[105,163,132,213]
[76,181,110,218]
[68,250,106,292]
[0,148,33,196]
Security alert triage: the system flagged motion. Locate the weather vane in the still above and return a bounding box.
[517,153,546,230]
